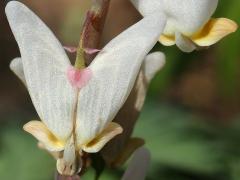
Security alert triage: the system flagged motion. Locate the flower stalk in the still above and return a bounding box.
[74,0,110,69]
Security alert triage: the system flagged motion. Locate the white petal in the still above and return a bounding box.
[76,14,167,145]
[175,32,196,53]
[121,147,151,180]
[57,136,78,176]
[10,57,26,85]
[143,52,165,83]
[131,0,219,36]
[130,0,162,16]
[6,1,76,140]
[101,51,165,164]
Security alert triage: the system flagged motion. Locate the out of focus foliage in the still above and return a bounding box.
[2,100,240,180]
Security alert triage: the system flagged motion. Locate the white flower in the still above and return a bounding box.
[6,1,166,175]
[131,0,238,52]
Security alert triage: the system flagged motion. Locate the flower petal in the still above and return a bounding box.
[10,57,26,85]
[191,18,238,46]
[159,35,176,46]
[101,52,165,164]
[23,121,65,151]
[121,147,151,180]
[82,122,123,153]
[130,0,162,16]
[76,13,167,145]
[56,136,79,176]
[6,1,76,140]
[143,51,165,83]
[175,32,196,53]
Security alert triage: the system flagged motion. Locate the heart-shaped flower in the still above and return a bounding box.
[6,1,166,176]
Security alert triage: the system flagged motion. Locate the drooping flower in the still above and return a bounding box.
[131,0,238,52]
[6,1,166,175]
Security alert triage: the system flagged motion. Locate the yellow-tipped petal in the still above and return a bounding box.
[82,122,123,153]
[191,18,238,46]
[23,121,65,151]
[159,34,175,46]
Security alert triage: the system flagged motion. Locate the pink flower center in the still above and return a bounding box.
[67,66,92,89]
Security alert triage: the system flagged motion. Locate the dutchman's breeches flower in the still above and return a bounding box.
[131,0,238,52]
[6,1,166,176]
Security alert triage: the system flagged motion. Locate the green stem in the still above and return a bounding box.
[74,46,85,69]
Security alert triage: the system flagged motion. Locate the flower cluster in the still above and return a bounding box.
[6,0,237,178]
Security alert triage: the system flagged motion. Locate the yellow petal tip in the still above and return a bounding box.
[23,120,41,133]
[192,18,238,46]
[23,121,65,151]
[159,35,175,46]
[82,122,123,153]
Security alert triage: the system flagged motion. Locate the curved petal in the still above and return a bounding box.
[10,57,26,85]
[191,18,238,46]
[175,32,196,53]
[159,18,238,47]
[76,14,167,146]
[130,0,162,16]
[159,35,175,46]
[56,136,78,176]
[82,122,123,153]
[6,1,76,140]
[101,51,166,164]
[23,121,65,151]
[143,51,165,83]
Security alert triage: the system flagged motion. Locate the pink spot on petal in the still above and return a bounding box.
[64,46,77,53]
[67,66,92,89]
[84,48,102,55]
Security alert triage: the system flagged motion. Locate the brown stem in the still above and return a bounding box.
[77,0,111,66]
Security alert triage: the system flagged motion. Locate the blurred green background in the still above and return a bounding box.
[0,0,240,179]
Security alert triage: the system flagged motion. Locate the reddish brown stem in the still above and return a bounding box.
[81,0,110,65]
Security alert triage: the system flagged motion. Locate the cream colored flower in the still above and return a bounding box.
[6,1,166,176]
[131,0,238,52]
